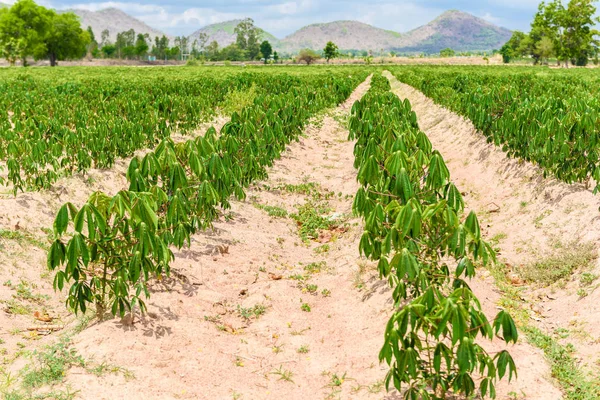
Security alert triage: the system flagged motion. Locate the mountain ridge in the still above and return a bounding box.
[67,7,512,54]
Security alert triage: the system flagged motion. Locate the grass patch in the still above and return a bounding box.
[20,337,85,390]
[252,203,288,218]
[518,241,596,286]
[487,262,600,399]
[0,229,49,250]
[290,202,336,242]
[237,304,266,321]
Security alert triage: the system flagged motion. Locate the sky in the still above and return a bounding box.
[0,0,543,37]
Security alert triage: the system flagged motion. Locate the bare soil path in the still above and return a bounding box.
[384,70,600,399]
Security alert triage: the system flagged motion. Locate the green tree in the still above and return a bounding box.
[205,40,219,61]
[100,29,110,47]
[323,41,339,62]
[0,0,51,66]
[273,50,279,63]
[439,47,456,57]
[115,29,135,59]
[297,48,320,65]
[260,40,272,63]
[39,12,89,66]
[528,0,599,66]
[86,26,98,57]
[235,18,261,60]
[101,44,116,58]
[135,33,149,59]
[499,31,527,63]
[220,43,244,61]
[562,0,599,66]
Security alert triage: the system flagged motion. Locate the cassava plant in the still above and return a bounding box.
[349,73,518,399]
[46,69,370,318]
[48,191,172,317]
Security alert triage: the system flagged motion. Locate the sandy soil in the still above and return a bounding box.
[385,70,600,398]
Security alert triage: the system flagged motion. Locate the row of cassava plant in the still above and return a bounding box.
[348,73,518,399]
[392,66,600,192]
[47,70,369,317]
[0,67,360,192]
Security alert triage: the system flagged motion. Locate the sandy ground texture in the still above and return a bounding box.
[385,70,600,398]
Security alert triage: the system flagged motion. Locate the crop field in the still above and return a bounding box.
[0,65,600,400]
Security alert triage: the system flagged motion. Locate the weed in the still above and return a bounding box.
[303,284,318,294]
[304,261,327,274]
[313,244,330,254]
[580,272,598,287]
[290,202,336,242]
[21,337,85,390]
[301,303,311,312]
[0,229,49,250]
[270,366,294,383]
[252,203,288,218]
[518,241,596,285]
[272,345,284,354]
[321,289,331,297]
[237,304,266,320]
[297,345,310,354]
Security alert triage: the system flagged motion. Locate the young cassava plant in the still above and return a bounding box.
[349,73,518,399]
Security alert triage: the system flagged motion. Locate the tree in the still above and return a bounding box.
[273,51,279,63]
[527,0,599,66]
[196,32,208,53]
[323,41,338,63]
[260,40,272,63]
[220,43,244,61]
[562,0,599,66]
[115,29,135,59]
[100,29,110,47]
[297,49,320,65]
[235,18,261,60]
[86,26,98,58]
[206,40,219,61]
[101,44,116,58]
[439,47,456,57]
[135,33,149,59]
[39,12,89,66]
[536,36,555,63]
[0,0,51,66]
[499,31,527,63]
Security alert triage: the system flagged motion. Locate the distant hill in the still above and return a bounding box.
[69,8,171,43]
[64,7,511,54]
[188,20,280,48]
[393,10,512,53]
[278,21,402,52]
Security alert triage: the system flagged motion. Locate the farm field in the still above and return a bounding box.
[0,64,599,400]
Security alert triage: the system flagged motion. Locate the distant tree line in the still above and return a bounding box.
[500,0,599,65]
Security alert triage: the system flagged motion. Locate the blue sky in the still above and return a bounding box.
[1,0,542,37]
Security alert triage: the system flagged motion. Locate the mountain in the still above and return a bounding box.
[65,7,511,54]
[393,10,512,53]
[188,20,280,48]
[69,8,171,43]
[278,21,402,52]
